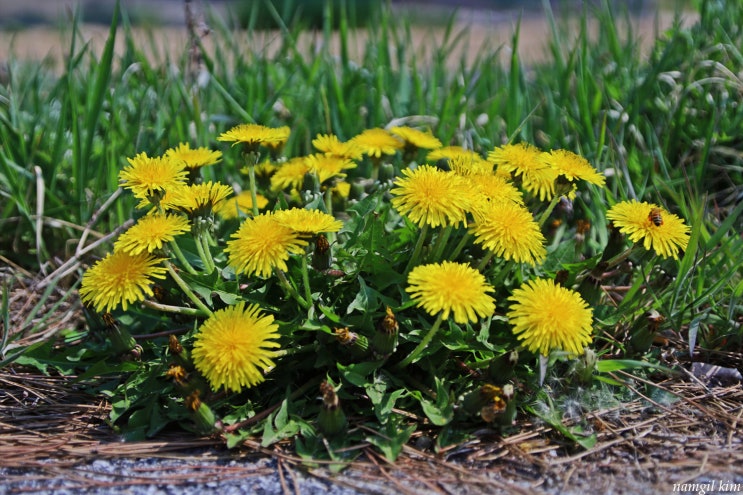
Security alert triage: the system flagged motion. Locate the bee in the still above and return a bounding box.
[649,207,664,227]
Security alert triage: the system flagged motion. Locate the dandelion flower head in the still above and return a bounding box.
[114,213,191,255]
[192,302,281,392]
[539,149,605,187]
[488,143,558,201]
[606,200,690,259]
[312,133,363,160]
[225,212,308,277]
[217,123,290,151]
[305,153,357,184]
[272,208,343,235]
[406,261,495,324]
[79,251,167,313]
[165,143,222,169]
[216,191,269,220]
[350,128,403,158]
[390,165,474,228]
[119,152,188,201]
[171,181,234,216]
[389,126,443,150]
[270,157,311,192]
[427,146,481,163]
[470,201,546,266]
[507,278,593,356]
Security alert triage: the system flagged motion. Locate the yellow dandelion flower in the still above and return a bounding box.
[470,201,546,266]
[487,142,541,174]
[225,212,308,277]
[217,123,290,151]
[270,157,310,192]
[192,302,281,392]
[332,180,351,199]
[488,143,558,201]
[508,278,593,356]
[312,133,364,160]
[406,261,495,324]
[389,126,442,150]
[165,143,222,169]
[539,149,605,187]
[253,158,278,177]
[521,166,559,201]
[606,200,690,259]
[448,154,494,176]
[171,181,234,215]
[114,213,191,254]
[350,128,403,158]
[119,152,188,201]
[216,191,270,220]
[465,174,524,205]
[79,251,167,313]
[427,146,481,163]
[390,165,474,228]
[272,208,343,235]
[305,153,357,184]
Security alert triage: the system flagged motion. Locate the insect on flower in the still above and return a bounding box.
[648,207,664,227]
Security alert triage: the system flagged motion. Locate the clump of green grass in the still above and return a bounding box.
[0,0,740,464]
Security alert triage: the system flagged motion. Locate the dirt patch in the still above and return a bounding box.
[0,9,698,71]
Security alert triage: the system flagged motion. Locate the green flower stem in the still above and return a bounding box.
[300,254,313,306]
[273,342,317,358]
[404,224,429,274]
[490,259,514,287]
[447,231,471,261]
[604,244,638,269]
[396,312,445,368]
[196,231,216,274]
[537,194,563,228]
[370,157,381,182]
[164,260,213,316]
[429,224,453,262]
[477,250,495,272]
[242,151,261,217]
[275,268,311,310]
[142,299,209,317]
[323,188,336,245]
[169,240,199,275]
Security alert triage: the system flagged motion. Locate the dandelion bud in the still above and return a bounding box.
[574,347,598,384]
[101,313,138,357]
[185,390,220,434]
[312,234,331,271]
[629,310,666,355]
[169,335,184,355]
[334,327,370,359]
[165,364,189,387]
[371,306,399,358]
[318,381,347,437]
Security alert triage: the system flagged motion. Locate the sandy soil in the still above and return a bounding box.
[0,8,699,71]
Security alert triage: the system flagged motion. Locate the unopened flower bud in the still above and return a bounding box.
[318,381,347,437]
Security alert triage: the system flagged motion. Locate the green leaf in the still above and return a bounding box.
[595,359,663,373]
[337,360,383,387]
[526,404,597,450]
[418,376,454,426]
[365,420,416,462]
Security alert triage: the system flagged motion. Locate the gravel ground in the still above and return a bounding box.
[3,455,742,495]
[0,455,366,495]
